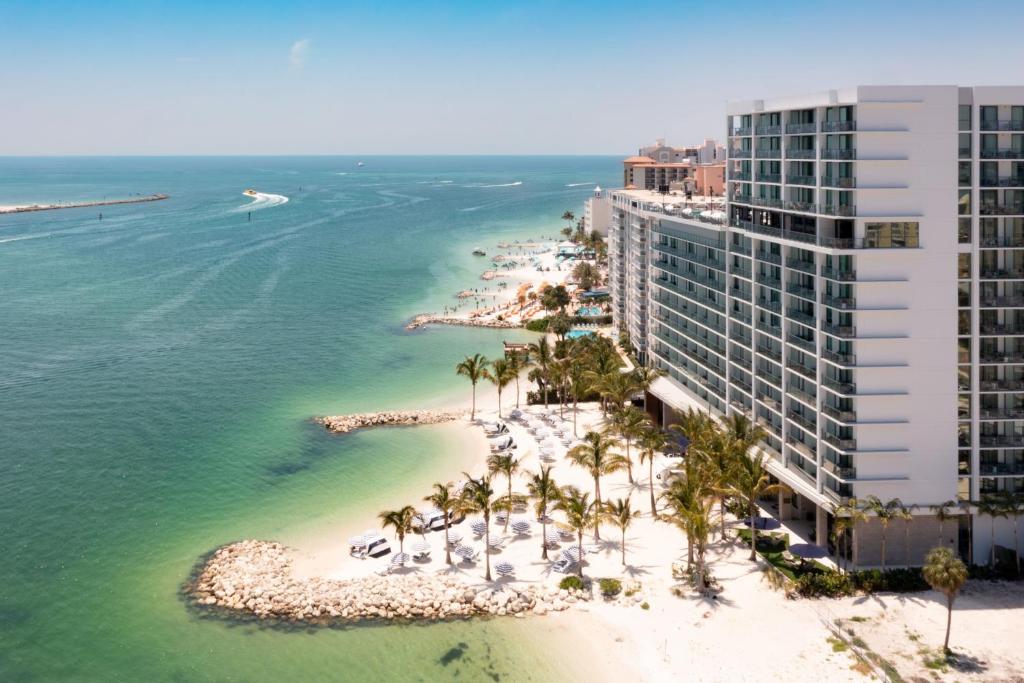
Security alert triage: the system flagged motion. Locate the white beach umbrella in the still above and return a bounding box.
[562,546,584,562]
[347,534,367,547]
[454,544,476,559]
[391,552,411,566]
[487,535,505,548]
[544,528,561,544]
[511,519,531,534]
[495,562,515,576]
[470,520,488,535]
[446,530,463,544]
[411,540,431,554]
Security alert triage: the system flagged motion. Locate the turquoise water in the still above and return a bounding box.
[0,157,618,682]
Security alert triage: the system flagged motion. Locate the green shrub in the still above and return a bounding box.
[598,578,622,596]
[559,576,584,591]
[525,318,550,332]
[795,571,854,598]
[849,568,928,593]
[640,601,650,610]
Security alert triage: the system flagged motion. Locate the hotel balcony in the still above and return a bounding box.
[787,174,816,186]
[822,404,857,423]
[757,172,782,183]
[732,171,752,181]
[822,376,857,395]
[756,148,782,159]
[980,176,1024,188]
[756,124,782,136]
[822,433,857,452]
[820,267,857,282]
[821,149,857,160]
[980,120,1024,132]
[822,459,858,480]
[980,296,1024,308]
[979,378,1024,391]
[822,121,857,133]
[821,204,857,217]
[980,350,1024,363]
[821,324,857,340]
[820,176,856,188]
[756,342,782,362]
[980,150,1024,160]
[980,323,1024,335]
[730,149,753,159]
[731,126,753,136]
[979,434,1024,448]
[786,257,816,274]
[980,203,1024,216]
[821,293,857,310]
[787,149,816,160]
[786,122,817,135]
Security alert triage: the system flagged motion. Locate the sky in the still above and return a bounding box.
[2,0,1024,155]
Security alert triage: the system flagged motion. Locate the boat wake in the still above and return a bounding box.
[233,191,289,213]
[565,182,594,187]
[475,181,522,188]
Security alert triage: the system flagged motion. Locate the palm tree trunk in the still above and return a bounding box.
[399,533,405,555]
[1014,518,1020,577]
[497,387,502,419]
[625,440,633,484]
[749,504,758,561]
[594,475,602,541]
[485,516,492,581]
[471,383,477,420]
[505,481,512,531]
[991,517,997,567]
[577,530,584,578]
[687,531,694,568]
[515,375,520,409]
[943,596,953,653]
[541,506,549,560]
[939,519,945,550]
[881,530,887,571]
[573,396,578,436]
[648,459,657,516]
[621,528,626,565]
[444,520,452,565]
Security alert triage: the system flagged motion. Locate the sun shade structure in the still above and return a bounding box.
[562,546,584,562]
[411,541,431,553]
[788,543,829,560]
[742,516,781,531]
[390,552,410,566]
[495,562,514,576]
[470,520,488,535]
[511,519,531,534]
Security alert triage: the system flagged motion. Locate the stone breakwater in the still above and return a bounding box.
[186,541,582,623]
[317,409,462,434]
[405,314,521,331]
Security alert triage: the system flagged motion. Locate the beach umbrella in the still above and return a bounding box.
[545,528,562,544]
[446,530,463,544]
[788,543,829,560]
[742,516,781,531]
[411,540,431,554]
[562,546,584,562]
[390,552,410,566]
[454,544,476,560]
[470,520,488,535]
[487,535,505,548]
[495,562,514,576]
[347,534,367,547]
[511,519,531,534]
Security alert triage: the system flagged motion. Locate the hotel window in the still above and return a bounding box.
[959,310,971,336]
[864,222,919,248]
[959,338,970,363]
[959,161,971,186]
[959,282,971,307]
[959,134,972,158]
[958,253,971,278]
[958,190,971,215]
[959,105,972,131]
[959,217,972,244]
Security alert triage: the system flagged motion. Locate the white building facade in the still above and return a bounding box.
[609,86,1024,568]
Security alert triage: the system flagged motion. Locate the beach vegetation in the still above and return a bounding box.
[923,546,968,654]
[598,578,622,597]
[455,354,489,420]
[506,348,529,410]
[378,505,417,555]
[862,496,902,571]
[659,456,715,592]
[558,575,584,591]
[606,405,648,484]
[483,358,517,419]
[718,449,789,561]
[528,338,554,409]
[541,284,571,314]
[460,474,497,581]
[554,486,595,578]
[567,431,625,541]
[571,261,601,291]
[637,426,669,516]
[640,601,650,610]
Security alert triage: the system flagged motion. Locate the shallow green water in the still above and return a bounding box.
[0,156,618,682]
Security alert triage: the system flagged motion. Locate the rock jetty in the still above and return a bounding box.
[317,409,462,434]
[405,314,520,331]
[186,540,581,624]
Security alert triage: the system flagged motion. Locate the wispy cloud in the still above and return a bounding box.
[289,39,310,69]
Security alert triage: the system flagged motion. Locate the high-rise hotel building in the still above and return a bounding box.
[609,86,1024,566]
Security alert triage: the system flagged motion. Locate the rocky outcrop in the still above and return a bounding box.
[185,540,581,624]
[405,314,521,331]
[317,410,462,434]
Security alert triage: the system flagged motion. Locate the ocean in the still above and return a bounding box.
[0,156,621,682]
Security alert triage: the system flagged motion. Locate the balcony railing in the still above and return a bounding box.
[821,176,856,188]
[820,267,856,282]
[822,324,857,339]
[822,460,858,480]
[786,258,816,273]
[784,200,817,213]
[821,148,857,160]
[822,349,856,366]
[822,376,857,395]
[980,176,1024,188]
[822,121,857,132]
[756,343,782,361]
[980,408,1024,420]
[980,434,1024,447]
[979,461,1024,475]
[980,323,1024,335]
[979,378,1024,391]
[756,297,782,313]
[787,174,816,186]
[980,351,1024,363]
[757,173,782,183]
[730,149,752,158]
[786,283,816,300]
[980,149,1024,160]
[756,125,782,136]
[822,294,857,310]
[980,296,1024,308]
[756,148,782,159]
[787,410,817,433]
[980,270,1024,280]
[821,204,857,217]
[823,433,857,451]
[980,204,1024,216]
[757,251,782,265]
[787,149,816,159]
[789,359,817,381]
[731,126,753,136]
[731,171,752,181]
[786,122,817,135]
[822,404,857,423]
[787,334,816,352]
[981,120,1024,132]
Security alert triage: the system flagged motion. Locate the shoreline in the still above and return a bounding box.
[0,193,169,214]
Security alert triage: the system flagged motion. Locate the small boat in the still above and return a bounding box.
[243,189,258,197]
[472,248,486,256]
[356,161,365,167]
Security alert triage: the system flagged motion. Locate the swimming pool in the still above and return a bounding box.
[566,329,596,340]
[576,306,603,317]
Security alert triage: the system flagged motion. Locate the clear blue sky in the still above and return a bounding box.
[2,0,1022,155]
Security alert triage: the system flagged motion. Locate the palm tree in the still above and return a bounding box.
[455,354,489,420]
[567,431,626,540]
[527,466,559,560]
[976,494,1006,568]
[922,546,968,654]
[378,504,417,555]
[718,452,789,561]
[565,359,589,436]
[638,426,669,516]
[897,502,918,567]
[460,473,496,581]
[507,349,529,410]
[630,365,665,412]
[931,500,960,550]
[834,498,869,571]
[486,358,517,419]
[554,485,594,578]
[487,452,520,532]
[864,495,900,570]
[959,499,975,565]
[528,338,553,409]
[561,210,575,235]
[603,497,640,565]
[660,467,714,591]
[424,483,457,565]
[607,405,649,485]
[548,361,568,419]
[831,517,851,573]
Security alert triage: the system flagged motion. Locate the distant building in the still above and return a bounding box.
[583,185,612,237]
[624,153,725,196]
